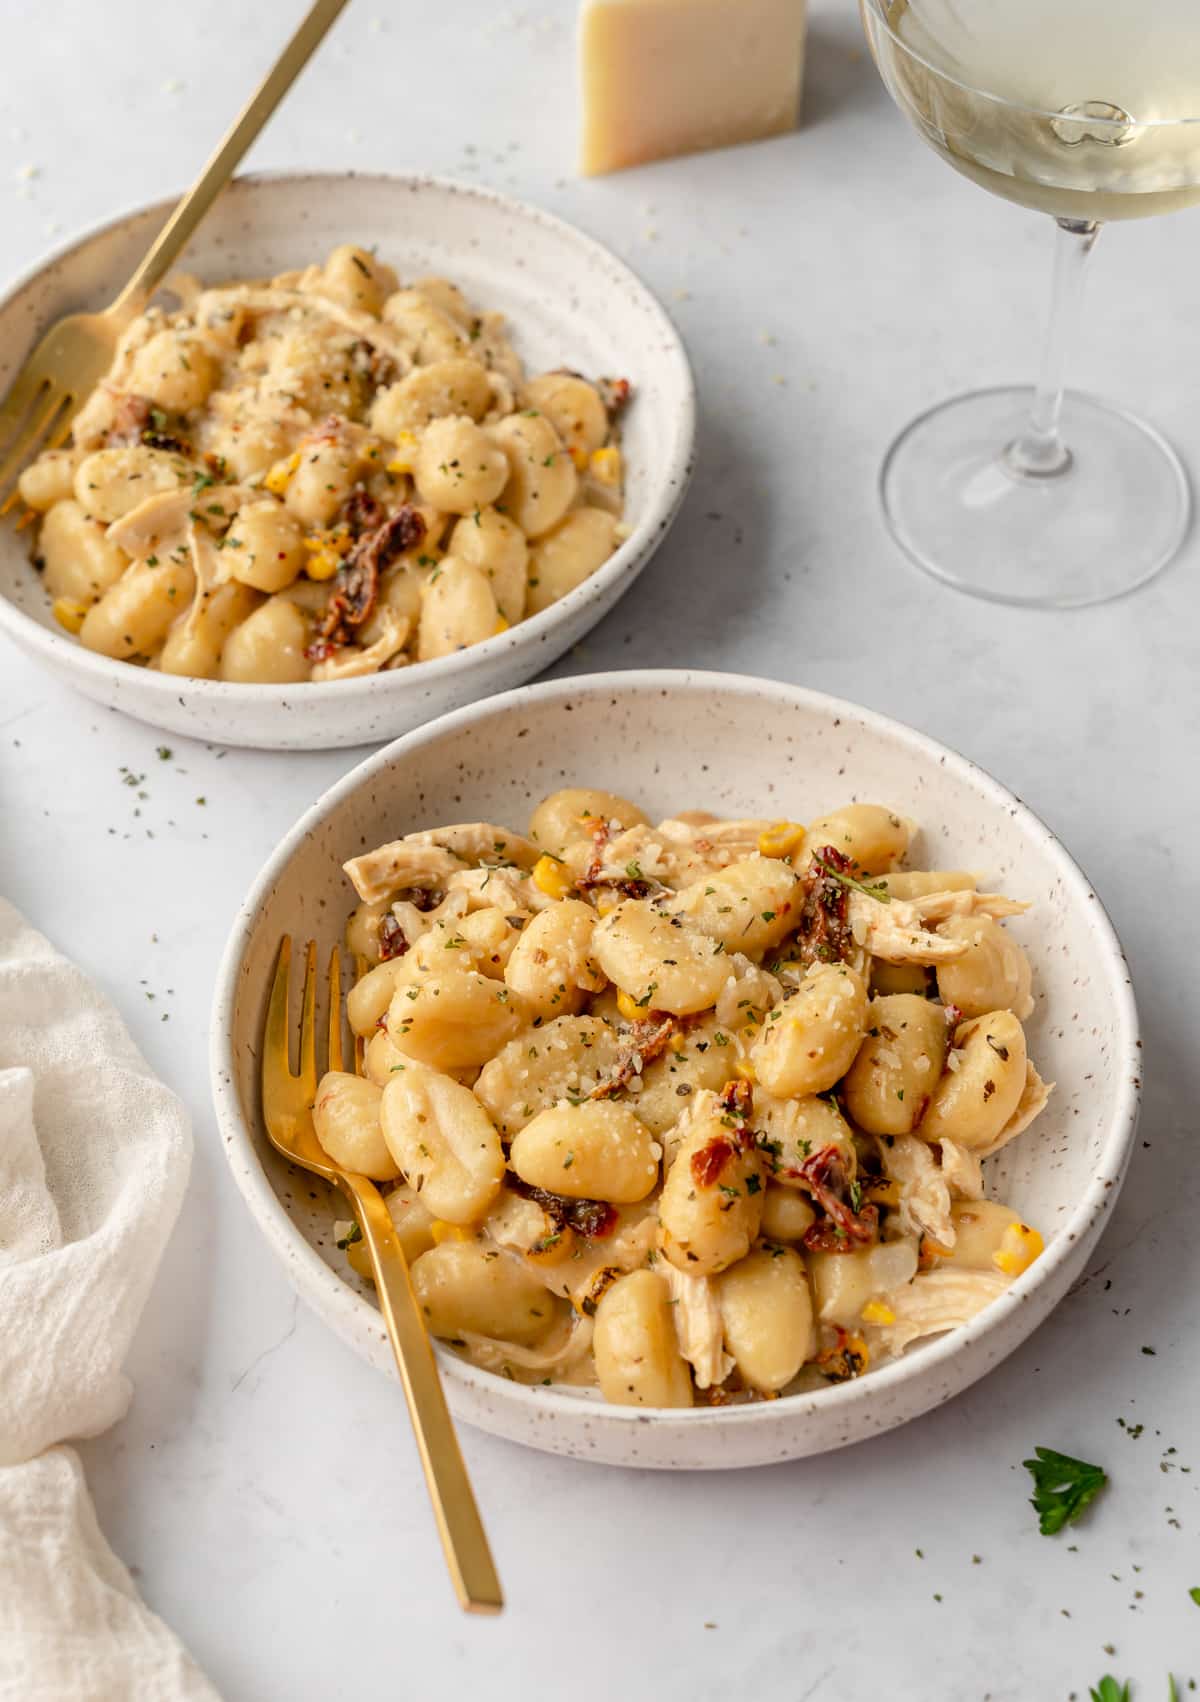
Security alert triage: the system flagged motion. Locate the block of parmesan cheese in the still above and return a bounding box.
[579,0,807,176]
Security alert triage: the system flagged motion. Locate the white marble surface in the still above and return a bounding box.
[2,2,1198,1696]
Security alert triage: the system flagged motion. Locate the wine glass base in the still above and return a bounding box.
[879,387,1191,608]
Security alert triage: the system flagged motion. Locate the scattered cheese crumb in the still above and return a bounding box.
[162,78,184,94]
[15,163,39,181]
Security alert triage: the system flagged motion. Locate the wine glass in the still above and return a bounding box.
[861,0,1200,608]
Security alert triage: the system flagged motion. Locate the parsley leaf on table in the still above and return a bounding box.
[1023,1446,1108,1535]
[1190,1587,1200,1606]
[1088,1680,1129,1702]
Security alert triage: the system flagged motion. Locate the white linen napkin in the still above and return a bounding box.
[0,898,219,1701]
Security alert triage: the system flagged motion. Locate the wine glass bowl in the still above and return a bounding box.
[862,0,1199,605]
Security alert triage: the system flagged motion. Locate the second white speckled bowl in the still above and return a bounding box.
[211,671,1140,1468]
[0,174,694,749]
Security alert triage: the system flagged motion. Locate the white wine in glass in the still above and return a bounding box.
[863,0,1200,607]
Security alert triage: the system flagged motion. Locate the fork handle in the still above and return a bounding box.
[113,0,350,314]
[348,1178,504,1615]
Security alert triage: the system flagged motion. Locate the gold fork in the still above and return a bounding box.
[0,0,350,510]
[263,936,504,1616]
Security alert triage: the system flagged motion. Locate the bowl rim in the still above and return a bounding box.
[0,170,695,707]
[210,668,1141,1433]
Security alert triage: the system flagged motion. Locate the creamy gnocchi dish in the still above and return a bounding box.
[316,789,1053,1408]
[20,245,630,682]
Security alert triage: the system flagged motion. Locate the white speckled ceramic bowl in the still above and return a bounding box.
[0,174,694,750]
[211,671,1140,1468]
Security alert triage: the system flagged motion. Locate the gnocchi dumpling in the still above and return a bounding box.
[333,784,1050,1407]
[312,1071,399,1181]
[23,249,632,685]
[751,963,868,1098]
[379,1057,505,1223]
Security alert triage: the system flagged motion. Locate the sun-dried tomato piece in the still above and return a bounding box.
[798,1143,879,1251]
[308,504,426,658]
[691,1135,736,1189]
[597,377,633,419]
[507,1176,618,1240]
[378,914,408,960]
[792,845,855,967]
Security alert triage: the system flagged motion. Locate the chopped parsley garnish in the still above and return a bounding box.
[1088,1681,1130,1702]
[335,1221,362,1250]
[1023,1446,1108,1535]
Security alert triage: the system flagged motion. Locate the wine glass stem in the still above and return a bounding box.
[1006,217,1101,479]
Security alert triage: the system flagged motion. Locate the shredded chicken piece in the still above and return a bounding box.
[654,817,778,882]
[445,865,549,917]
[977,1063,1055,1159]
[850,888,1030,964]
[193,283,415,373]
[173,524,221,640]
[310,611,410,680]
[343,841,468,903]
[406,823,541,871]
[105,483,257,560]
[884,1134,956,1248]
[387,888,469,951]
[938,1138,985,1200]
[868,1268,1011,1356]
[656,817,773,849]
[658,1259,734,1390]
[457,1315,594,1378]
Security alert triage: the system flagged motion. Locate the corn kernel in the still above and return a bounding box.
[304,524,351,555]
[264,451,300,496]
[589,446,622,487]
[532,854,575,900]
[568,444,589,471]
[346,1237,374,1283]
[616,989,646,1023]
[861,1299,896,1326]
[51,597,88,634]
[307,549,343,582]
[595,893,620,917]
[993,1221,1044,1278]
[758,820,807,859]
[492,617,510,637]
[387,431,419,475]
[430,1220,473,1245]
